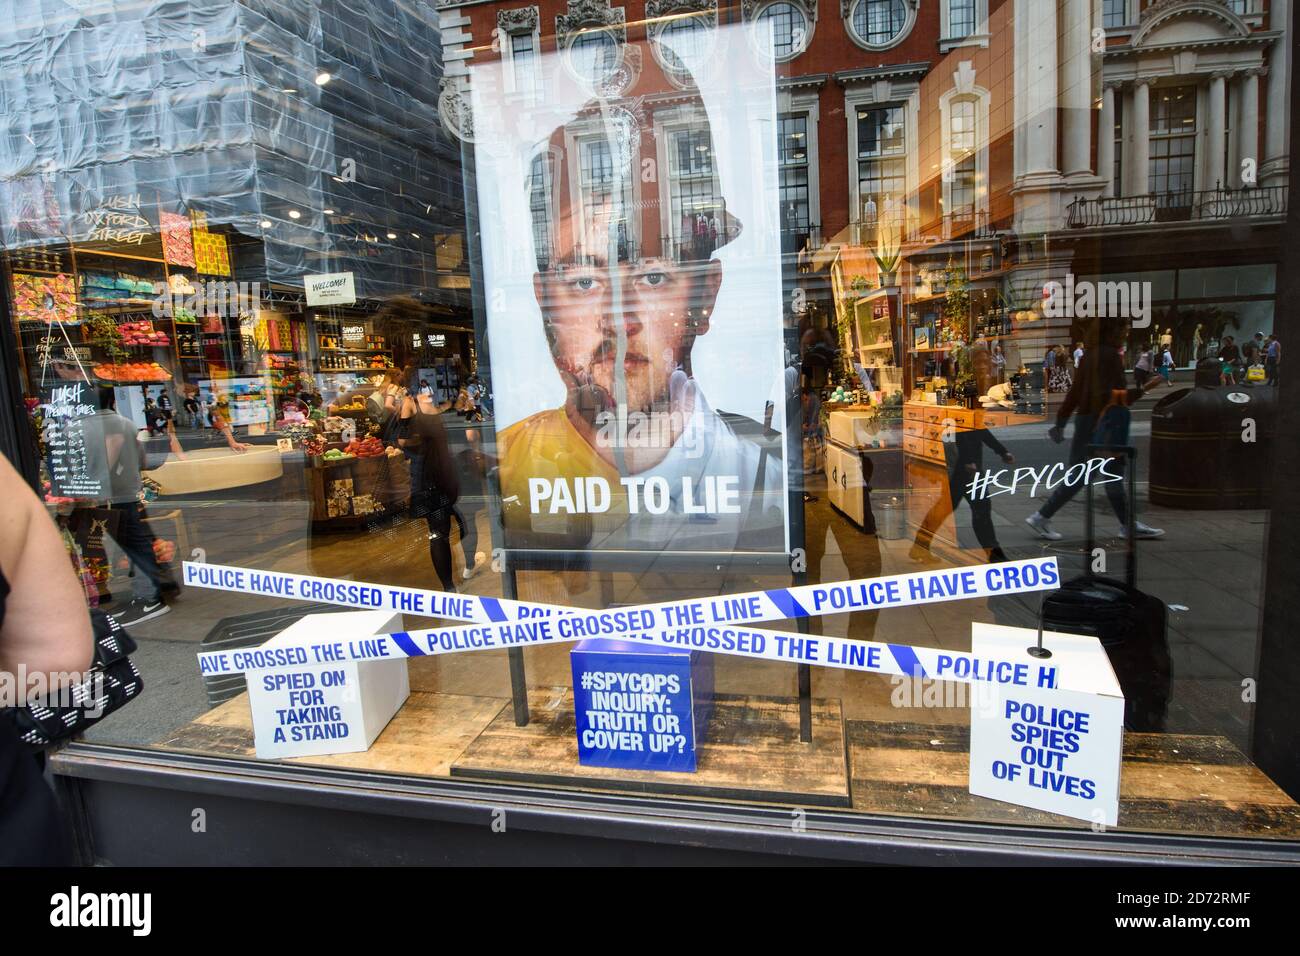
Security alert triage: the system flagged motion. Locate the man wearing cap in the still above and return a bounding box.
[496,96,784,551]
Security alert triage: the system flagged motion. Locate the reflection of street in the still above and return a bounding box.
[87,388,1260,758]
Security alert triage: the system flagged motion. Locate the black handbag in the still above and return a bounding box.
[0,608,144,751]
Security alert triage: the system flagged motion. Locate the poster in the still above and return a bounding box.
[160,210,196,267]
[40,380,103,499]
[470,22,789,556]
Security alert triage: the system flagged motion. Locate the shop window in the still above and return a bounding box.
[947,0,975,38]
[948,98,977,217]
[778,113,812,246]
[752,1,810,60]
[1149,85,1196,206]
[665,125,725,260]
[577,134,635,261]
[848,0,915,50]
[3,4,1298,865]
[856,105,907,224]
[508,31,541,95]
[566,27,622,88]
[651,12,715,83]
[1112,95,1124,196]
[526,152,554,270]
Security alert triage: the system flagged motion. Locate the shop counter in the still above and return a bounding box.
[143,446,284,496]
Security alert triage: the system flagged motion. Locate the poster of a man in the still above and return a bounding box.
[470,21,789,556]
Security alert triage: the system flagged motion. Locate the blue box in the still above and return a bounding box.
[570,639,714,773]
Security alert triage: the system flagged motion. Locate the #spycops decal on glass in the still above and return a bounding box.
[469,21,790,556]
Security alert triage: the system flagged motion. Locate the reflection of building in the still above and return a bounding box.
[439,0,1289,381]
[1,1,474,420]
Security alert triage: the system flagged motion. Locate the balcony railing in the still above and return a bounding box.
[1067,184,1288,228]
[850,209,1001,246]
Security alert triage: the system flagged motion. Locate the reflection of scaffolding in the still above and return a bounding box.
[0,0,465,303]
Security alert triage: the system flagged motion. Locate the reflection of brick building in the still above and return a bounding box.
[436,0,1290,379]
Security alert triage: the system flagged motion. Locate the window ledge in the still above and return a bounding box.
[939,33,989,53]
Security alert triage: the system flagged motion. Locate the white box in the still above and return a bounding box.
[827,408,875,448]
[245,610,409,760]
[967,624,1125,827]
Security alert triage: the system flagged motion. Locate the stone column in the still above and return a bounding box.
[1099,82,1118,196]
[1206,72,1228,191]
[1261,0,1289,186]
[1021,0,1058,176]
[1060,0,1093,177]
[1127,79,1150,197]
[1239,67,1262,187]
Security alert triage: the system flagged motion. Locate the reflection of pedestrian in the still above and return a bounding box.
[182,386,200,427]
[911,427,1014,563]
[1047,346,1072,393]
[80,390,173,626]
[1217,336,1241,385]
[405,403,460,591]
[452,427,488,579]
[1265,335,1281,386]
[1026,331,1165,542]
[1158,346,1175,384]
[1133,346,1153,389]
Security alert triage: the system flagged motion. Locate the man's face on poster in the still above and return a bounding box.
[534,212,721,415]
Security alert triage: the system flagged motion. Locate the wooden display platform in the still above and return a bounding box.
[156,689,504,777]
[847,720,1300,839]
[450,687,851,808]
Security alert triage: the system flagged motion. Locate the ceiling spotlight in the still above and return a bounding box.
[324,208,334,214]
[386,232,397,239]
[411,232,420,238]
[315,71,332,86]
[331,176,345,183]
[288,209,301,219]
[259,219,272,228]
[282,87,297,94]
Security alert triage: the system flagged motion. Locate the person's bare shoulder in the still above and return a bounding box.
[0,455,34,575]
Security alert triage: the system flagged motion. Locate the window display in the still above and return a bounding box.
[0,0,1297,865]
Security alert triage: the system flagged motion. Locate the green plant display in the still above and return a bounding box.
[85,311,128,364]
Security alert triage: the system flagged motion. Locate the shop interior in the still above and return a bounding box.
[6,206,1295,841]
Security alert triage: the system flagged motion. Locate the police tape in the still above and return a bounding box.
[199,614,1062,692]
[188,556,1061,685]
[181,555,1059,635]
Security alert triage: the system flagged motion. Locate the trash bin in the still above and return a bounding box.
[1149,382,1275,509]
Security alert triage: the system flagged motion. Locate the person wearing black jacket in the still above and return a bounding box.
[1025,326,1165,541]
[405,404,461,591]
[912,424,1015,563]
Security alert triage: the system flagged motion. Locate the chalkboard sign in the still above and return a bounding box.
[41,381,103,499]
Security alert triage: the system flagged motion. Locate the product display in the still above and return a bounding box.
[12,272,77,323]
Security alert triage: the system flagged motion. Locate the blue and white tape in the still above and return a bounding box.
[182,556,1058,634]
[198,614,1061,690]
[187,557,1061,686]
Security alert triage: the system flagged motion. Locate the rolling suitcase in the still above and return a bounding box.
[1039,443,1172,732]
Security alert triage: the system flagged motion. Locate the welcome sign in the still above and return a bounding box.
[304,271,356,306]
